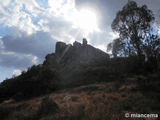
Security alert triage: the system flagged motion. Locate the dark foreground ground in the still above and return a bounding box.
[0,74,160,120]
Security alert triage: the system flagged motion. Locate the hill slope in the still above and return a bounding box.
[0,74,160,120]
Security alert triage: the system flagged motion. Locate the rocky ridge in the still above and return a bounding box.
[43,38,109,67]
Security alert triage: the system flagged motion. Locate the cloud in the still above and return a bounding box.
[0,51,38,69]
[109,32,119,40]
[35,0,49,9]
[2,31,56,54]
[0,0,11,7]
[0,0,40,35]
[0,0,108,44]
[0,0,113,70]
[0,0,79,70]
[0,30,56,68]
[0,37,4,50]
[12,69,21,76]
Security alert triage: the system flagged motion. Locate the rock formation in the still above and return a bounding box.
[43,38,109,66]
[37,97,59,118]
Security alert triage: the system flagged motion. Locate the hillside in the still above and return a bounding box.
[0,39,111,103]
[0,39,160,119]
[1,51,160,120]
[0,74,160,120]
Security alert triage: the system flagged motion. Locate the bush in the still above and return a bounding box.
[0,105,11,120]
[12,92,24,101]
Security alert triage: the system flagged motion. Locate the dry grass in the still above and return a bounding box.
[0,75,159,120]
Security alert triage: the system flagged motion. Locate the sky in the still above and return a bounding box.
[0,0,160,82]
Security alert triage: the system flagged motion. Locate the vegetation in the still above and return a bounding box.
[0,65,59,102]
[108,1,160,73]
[0,1,160,119]
[0,75,160,120]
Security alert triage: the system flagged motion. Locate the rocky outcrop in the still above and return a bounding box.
[37,97,59,118]
[43,38,109,66]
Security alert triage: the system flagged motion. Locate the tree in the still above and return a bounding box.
[142,30,160,72]
[143,34,160,60]
[111,1,155,63]
[107,38,124,57]
[156,9,160,31]
[107,38,136,57]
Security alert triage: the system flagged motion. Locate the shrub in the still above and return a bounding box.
[12,92,24,101]
[0,105,12,120]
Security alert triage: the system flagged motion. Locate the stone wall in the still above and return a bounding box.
[55,42,67,56]
[43,39,109,66]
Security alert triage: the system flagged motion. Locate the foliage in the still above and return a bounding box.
[156,9,160,30]
[12,92,24,101]
[107,38,135,57]
[1,76,160,120]
[0,65,59,101]
[110,1,155,59]
[108,1,160,73]
[111,1,155,41]
[0,54,151,102]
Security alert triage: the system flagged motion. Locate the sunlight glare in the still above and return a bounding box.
[71,9,99,33]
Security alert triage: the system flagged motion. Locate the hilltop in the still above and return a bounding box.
[43,38,109,66]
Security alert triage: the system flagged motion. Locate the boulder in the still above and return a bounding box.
[37,97,59,118]
[86,90,91,95]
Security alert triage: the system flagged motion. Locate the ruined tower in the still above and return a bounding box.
[83,38,87,47]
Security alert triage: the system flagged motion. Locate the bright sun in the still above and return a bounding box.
[71,9,99,33]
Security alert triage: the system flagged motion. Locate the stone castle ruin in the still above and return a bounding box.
[43,38,109,66]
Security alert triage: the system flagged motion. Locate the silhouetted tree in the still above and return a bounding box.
[107,38,136,57]
[142,30,160,72]
[111,1,155,64]
[156,9,160,31]
[109,1,158,74]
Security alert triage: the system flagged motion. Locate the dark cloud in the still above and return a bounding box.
[2,31,56,57]
[0,31,57,69]
[0,53,37,69]
[0,38,4,50]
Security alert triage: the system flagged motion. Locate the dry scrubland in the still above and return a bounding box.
[0,75,159,120]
